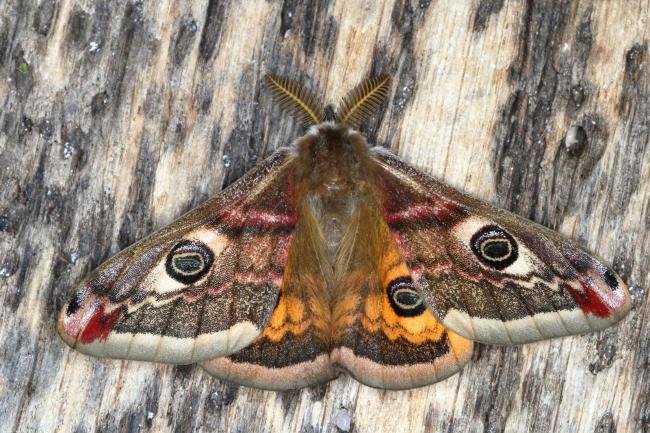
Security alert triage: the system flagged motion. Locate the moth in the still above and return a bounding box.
[58,74,631,390]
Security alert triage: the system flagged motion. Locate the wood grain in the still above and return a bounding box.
[0,1,648,432]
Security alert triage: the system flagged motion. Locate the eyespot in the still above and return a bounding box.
[387,277,425,317]
[165,240,214,284]
[470,225,519,270]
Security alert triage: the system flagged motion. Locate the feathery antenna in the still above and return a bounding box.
[336,75,391,129]
[265,74,324,127]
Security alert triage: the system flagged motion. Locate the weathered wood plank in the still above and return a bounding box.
[0,1,647,432]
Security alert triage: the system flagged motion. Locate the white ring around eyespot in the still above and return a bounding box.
[139,229,229,295]
[479,238,513,262]
[170,252,206,276]
[453,216,543,277]
[392,287,423,310]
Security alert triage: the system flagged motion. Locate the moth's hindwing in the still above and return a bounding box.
[57,150,299,364]
[329,191,473,390]
[202,198,338,390]
[372,148,631,345]
[203,182,474,391]
[200,293,338,390]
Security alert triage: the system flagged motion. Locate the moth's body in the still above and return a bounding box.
[58,75,631,391]
[296,123,370,267]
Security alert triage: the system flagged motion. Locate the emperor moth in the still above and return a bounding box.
[58,75,630,390]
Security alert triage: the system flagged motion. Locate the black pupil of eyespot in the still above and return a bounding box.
[470,225,519,270]
[482,240,510,259]
[395,289,420,307]
[173,254,203,274]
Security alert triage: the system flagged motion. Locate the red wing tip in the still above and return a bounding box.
[57,286,114,347]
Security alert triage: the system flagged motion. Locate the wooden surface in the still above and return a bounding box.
[0,1,648,432]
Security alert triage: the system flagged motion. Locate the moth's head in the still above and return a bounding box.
[265,74,391,134]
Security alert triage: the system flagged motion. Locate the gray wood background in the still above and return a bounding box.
[0,1,648,432]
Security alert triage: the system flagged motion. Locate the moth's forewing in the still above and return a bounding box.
[58,151,299,363]
[372,148,631,345]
